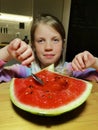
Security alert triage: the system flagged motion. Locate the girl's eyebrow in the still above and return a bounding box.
[35,34,61,39]
[35,36,44,39]
[52,35,59,38]
[52,35,61,39]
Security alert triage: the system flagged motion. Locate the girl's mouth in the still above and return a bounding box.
[44,54,55,58]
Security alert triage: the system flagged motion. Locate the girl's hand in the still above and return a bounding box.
[71,51,98,71]
[7,38,34,66]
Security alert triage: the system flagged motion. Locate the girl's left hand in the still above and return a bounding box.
[71,51,97,71]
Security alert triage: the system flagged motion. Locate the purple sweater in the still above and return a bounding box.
[0,59,98,82]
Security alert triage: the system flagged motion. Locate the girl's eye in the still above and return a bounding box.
[37,39,44,43]
[53,38,59,43]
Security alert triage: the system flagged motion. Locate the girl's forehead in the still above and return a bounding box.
[35,23,60,35]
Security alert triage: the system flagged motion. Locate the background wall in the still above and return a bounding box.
[0,0,33,16]
[33,0,64,21]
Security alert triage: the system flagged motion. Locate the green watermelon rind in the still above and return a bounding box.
[10,77,92,116]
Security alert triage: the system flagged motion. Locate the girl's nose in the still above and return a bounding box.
[44,42,53,51]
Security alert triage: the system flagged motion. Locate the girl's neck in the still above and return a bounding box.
[40,61,62,69]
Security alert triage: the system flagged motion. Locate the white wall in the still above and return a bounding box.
[62,0,71,60]
[62,0,71,41]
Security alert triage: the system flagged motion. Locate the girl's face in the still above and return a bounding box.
[34,23,63,68]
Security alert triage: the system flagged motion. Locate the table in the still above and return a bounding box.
[0,81,98,130]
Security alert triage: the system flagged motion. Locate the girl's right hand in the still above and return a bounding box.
[7,38,35,66]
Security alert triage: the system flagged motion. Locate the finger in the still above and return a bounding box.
[71,62,79,71]
[72,59,82,71]
[16,42,27,56]
[82,51,91,68]
[76,54,87,68]
[83,51,95,68]
[10,38,21,50]
[72,62,82,71]
[74,55,85,69]
[21,56,35,66]
[18,48,33,61]
[82,53,88,64]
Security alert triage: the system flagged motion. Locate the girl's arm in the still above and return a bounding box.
[61,61,98,82]
[70,51,98,82]
[0,59,31,82]
[0,38,34,66]
[0,45,11,62]
[0,38,34,82]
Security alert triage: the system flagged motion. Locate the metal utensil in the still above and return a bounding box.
[31,73,44,85]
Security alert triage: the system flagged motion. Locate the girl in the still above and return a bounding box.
[0,14,98,82]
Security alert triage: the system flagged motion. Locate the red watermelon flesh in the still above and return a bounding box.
[10,69,92,116]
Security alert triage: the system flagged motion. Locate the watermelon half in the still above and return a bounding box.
[10,65,92,116]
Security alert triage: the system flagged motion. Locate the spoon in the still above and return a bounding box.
[31,73,44,85]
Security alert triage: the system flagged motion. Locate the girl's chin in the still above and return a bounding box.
[40,59,58,67]
[41,62,55,68]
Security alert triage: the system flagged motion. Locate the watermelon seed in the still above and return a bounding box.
[55,76,60,80]
[30,91,33,94]
[41,94,45,97]
[29,85,33,88]
[45,90,50,93]
[65,81,68,85]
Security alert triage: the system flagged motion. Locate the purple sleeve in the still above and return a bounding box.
[73,68,98,82]
[63,62,98,82]
[0,59,31,82]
